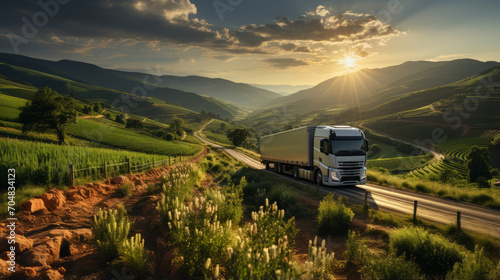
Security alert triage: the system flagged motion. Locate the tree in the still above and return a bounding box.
[93,103,102,113]
[467,146,492,183]
[19,87,77,144]
[125,119,143,129]
[169,118,184,136]
[227,128,251,147]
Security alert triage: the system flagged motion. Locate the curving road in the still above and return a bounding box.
[194,125,500,239]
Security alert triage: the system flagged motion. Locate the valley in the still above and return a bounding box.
[1,53,499,279]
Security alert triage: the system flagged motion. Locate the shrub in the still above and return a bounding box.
[159,163,194,202]
[121,233,149,275]
[304,236,335,279]
[415,183,430,193]
[168,195,234,276]
[205,177,245,224]
[447,246,494,280]
[362,253,424,280]
[117,183,132,197]
[389,227,464,276]
[344,230,369,266]
[225,200,298,279]
[317,194,354,236]
[92,208,131,261]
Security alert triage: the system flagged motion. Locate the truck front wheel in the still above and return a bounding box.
[315,170,323,186]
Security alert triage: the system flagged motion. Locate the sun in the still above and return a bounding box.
[339,54,358,71]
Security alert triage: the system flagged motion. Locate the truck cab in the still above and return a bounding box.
[313,126,368,186]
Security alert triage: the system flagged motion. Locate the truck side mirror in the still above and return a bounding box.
[363,139,370,152]
[320,139,329,154]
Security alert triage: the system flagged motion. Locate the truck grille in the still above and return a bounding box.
[338,161,364,168]
[339,169,361,176]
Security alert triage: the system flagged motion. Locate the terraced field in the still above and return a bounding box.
[409,137,492,179]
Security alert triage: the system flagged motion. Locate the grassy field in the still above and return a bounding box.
[66,118,202,156]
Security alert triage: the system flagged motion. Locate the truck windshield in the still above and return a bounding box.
[331,139,365,156]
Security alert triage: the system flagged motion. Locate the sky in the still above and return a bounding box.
[0,0,499,85]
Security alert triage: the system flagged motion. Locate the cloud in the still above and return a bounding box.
[213,55,236,62]
[0,2,400,57]
[264,58,309,69]
[316,5,331,17]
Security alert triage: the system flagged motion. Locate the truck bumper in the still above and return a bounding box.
[324,167,367,186]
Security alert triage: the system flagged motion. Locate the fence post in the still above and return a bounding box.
[104,162,108,178]
[413,200,418,224]
[127,158,131,174]
[69,164,75,186]
[364,191,370,211]
[153,158,155,169]
[457,211,461,231]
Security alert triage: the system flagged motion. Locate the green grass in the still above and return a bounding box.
[367,169,500,208]
[66,118,202,156]
[0,93,27,121]
[368,155,428,172]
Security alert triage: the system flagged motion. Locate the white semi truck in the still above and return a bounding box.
[260,125,369,186]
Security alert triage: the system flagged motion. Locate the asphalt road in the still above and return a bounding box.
[194,126,500,239]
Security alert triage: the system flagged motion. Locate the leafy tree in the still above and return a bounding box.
[169,118,184,136]
[227,128,251,147]
[467,146,492,183]
[93,103,102,113]
[116,114,126,124]
[19,87,77,144]
[82,106,92,115]
[125,119,143,129]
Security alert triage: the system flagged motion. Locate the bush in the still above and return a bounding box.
[225,200,298,279]
[447,246,494,280]
[168,195,234,276]
[362,253,424,280]
[267,184,307,218]
[389,227,464,276]
[204,177,245,224]
[317,194,354,236]
[304,236,335,279]
[117,183,132,197]
[92,208,131,261]
[344,230,369,266]
[121,233,149,275]
[414,183,430,193]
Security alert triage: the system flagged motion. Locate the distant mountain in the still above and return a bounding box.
[0,53,280,108]
[250,84,313,95]
[0,53,239,118]
[155,76,282,107]
[254,59,500,115]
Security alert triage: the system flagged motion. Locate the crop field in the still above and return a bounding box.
[367,155,428,172]
[66,118,202,156]
[0,139,169,187]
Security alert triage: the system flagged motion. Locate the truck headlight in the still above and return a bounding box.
[361,168,367,179]
[330,170,339,181]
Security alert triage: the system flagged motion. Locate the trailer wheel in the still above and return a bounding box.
[265,162,270,170]
[315,170,323,186]
[277,163,283,174]
[293,167,299,179]
[274,163,279,173]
